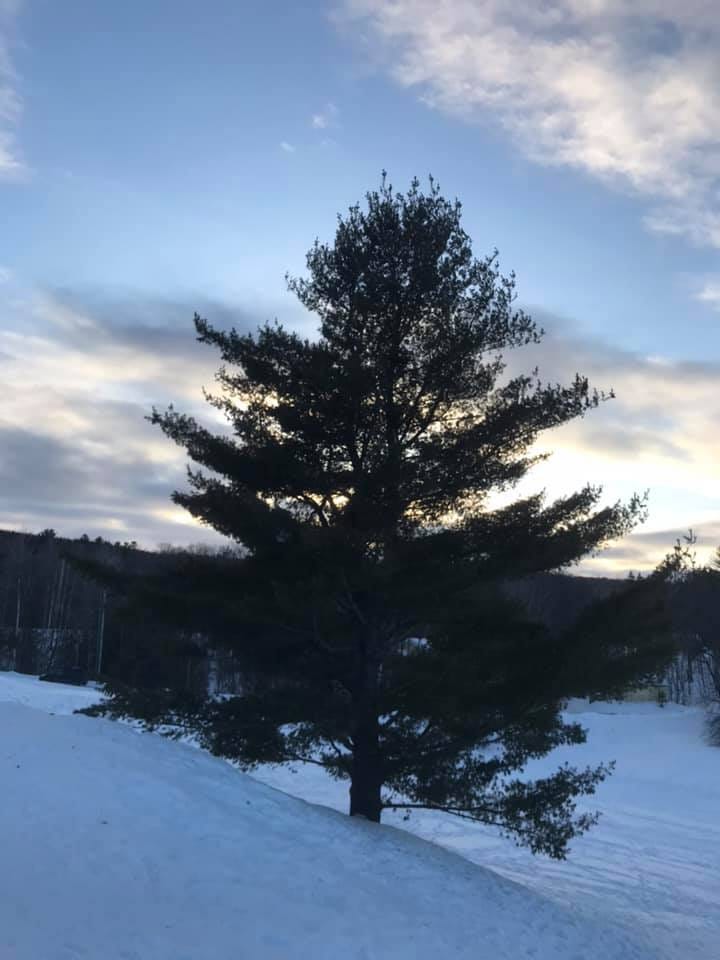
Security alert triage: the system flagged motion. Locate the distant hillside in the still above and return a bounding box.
[505,573,625,635]
[0,528,198,686]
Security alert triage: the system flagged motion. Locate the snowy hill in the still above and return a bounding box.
[257,698,720,959]
[0,673,717,959]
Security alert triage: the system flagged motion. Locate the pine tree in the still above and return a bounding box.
[150,176,649,857]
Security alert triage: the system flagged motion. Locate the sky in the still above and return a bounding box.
[2,0,720,574]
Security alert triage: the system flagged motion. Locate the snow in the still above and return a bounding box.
[0,674,718,958]
[256,698,720,960]
[0,669,105,714]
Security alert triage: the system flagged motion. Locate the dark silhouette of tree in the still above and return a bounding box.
[148,175,652,857]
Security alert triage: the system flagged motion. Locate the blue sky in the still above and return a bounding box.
[2,0,720,572]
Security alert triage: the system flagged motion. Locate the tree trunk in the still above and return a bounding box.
[349,713,382,822]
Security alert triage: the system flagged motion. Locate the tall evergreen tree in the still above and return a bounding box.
[151,176,649,857]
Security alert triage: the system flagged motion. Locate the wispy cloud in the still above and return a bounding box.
[0,0,25,179]
[311,102,339,130]
[0,291,257,547]
[0,265,11,284]
[693,278,720,309]
[503,314,720,571]
[280,140,296,154]
[337,1,720,252]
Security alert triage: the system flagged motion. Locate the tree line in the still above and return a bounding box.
[0,530,246,692]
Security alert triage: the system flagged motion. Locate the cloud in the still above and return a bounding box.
[311,102,339,129]
[0,0,24,179]
[578,523,720,577]
[336,1,720,249]
[0,291,258,548]
[0,265,11,283]
[1,288,719,573]
[644,205,720,248]
[497,313,720,571]
[280,141,296,153]
[693,278,720,309]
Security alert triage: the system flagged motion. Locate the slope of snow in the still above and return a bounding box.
[0,674,657,960]
[257,699,720,960]
[0,670,105,713]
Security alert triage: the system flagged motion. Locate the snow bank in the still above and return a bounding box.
[0,670,105,714]
[0,672,656,960]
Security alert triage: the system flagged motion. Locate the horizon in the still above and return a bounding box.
[2,1,720,574]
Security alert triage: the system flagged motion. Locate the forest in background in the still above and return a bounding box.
[1,525,717,709]
[0,529,240,693]
[0,526,621,690]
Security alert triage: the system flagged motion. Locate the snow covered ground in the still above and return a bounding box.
[0,669,104,714]
[1,672,718,958]
[256,698,720,959]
